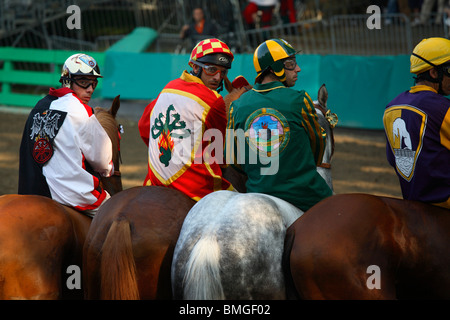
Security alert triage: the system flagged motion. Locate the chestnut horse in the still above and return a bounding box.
[285,193,450,299]
[0,96,122,299]
[82,79,253,300]
[83,186,195,299]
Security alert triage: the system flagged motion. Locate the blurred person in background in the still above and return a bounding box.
[180,7,218,51]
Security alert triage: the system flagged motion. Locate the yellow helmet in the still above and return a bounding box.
[410,37,450,74]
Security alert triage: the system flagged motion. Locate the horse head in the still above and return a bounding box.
[313,84,338,191]
[94,95,123,196]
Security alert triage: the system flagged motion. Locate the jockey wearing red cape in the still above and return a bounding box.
[139,38,246,201]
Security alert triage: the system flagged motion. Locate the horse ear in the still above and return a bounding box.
[110,95,120,118]
[317,84,328,109]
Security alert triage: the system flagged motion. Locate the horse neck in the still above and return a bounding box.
[315,106,333,158]
[94,109,122,195]
[315,106,334,190]
[95,109,119,163]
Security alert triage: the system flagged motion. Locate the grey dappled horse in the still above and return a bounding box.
[171,191,302,299]
[171,84,337,300]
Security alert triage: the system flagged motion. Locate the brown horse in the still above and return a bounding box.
[284,193,450,299]
[83,186,195,299]
[82,80,253,300]
[0,96,122,299]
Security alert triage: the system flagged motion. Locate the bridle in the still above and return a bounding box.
[315,102,336,170]
[112,123,123,177]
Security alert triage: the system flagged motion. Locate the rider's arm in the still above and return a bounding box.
[205,97,228,166]
[205,97,227,140]
[138,100,156,147]
[440,107,450,151]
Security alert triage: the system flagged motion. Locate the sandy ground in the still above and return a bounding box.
[0,107,402,199]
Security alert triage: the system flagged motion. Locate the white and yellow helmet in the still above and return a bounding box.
[60,53,102,88]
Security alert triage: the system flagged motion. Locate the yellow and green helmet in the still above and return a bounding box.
[253,38,297,83]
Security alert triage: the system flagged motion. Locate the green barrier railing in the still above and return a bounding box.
[101,52,413,129]
[0,27,158,108]
[107,27,158,53]
[0,41,415,129]
[0,47,105,107]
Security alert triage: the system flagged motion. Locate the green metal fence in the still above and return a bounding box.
[0,26,158,107]
[0,47,105,107]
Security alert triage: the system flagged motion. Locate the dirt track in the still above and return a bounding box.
[0,109,402,199]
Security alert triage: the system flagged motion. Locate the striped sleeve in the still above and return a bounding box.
[440,107,450,151]
[301,92,327,165]
[224,103,237,168]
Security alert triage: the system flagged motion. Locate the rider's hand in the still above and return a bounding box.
[224,87,250,112]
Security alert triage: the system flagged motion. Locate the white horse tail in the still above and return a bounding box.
[182,236,225,300]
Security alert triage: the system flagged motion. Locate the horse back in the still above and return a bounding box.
[288,193,450,299]
[380,197,450,298]
[83,186,195,299]
[173,191,302,300]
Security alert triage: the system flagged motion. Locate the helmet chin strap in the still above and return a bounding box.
[412,53,445,94]
[216,81,224,93]
[190,67,224,93]
[190,66,202,78]
[269,68,288,87]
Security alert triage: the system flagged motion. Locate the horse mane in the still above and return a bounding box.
[94,107,120,165]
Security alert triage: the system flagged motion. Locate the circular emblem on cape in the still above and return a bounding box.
[32,138,53,164]
[244,108,290,157]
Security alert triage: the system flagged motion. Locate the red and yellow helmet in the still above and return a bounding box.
[189,38,234,69]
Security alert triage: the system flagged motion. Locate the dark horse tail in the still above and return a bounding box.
[100,219,140,299]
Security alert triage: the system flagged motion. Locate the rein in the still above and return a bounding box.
[113,123,123,177]
[112,170,121,177]
[318,163,331,169]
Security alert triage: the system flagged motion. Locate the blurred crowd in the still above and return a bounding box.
[375,0,450,26]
